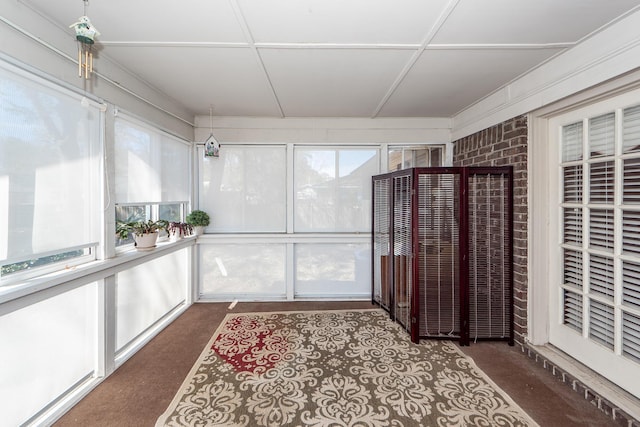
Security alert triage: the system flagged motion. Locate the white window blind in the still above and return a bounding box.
[557,100,640,392]
[198,145,287,233]
[0,61,101,269]
[114,115,190,204]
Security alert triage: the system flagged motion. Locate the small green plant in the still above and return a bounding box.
[185,210,210,227]
[116,219,169,240]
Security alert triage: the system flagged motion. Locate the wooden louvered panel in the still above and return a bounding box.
[417,173,459,338]
[393,174,412,331]
[468,173,512,340]
[372,178,391,309]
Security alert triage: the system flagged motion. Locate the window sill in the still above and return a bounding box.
[0,238,196,306]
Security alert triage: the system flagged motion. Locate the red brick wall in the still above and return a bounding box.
[453,115,528,345]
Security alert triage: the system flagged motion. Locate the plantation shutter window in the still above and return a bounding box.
[552,96,640,398]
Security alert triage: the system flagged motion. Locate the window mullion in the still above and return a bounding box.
[615,108,624,355]
[582,118,590,339]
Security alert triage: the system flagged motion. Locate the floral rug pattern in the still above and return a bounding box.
[156,310,537,427]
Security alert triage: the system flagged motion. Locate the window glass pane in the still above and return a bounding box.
[295,148,379,232]
[0,62,100,277]
[199,145,286,232]
[563,289,583,332]
[0,282,97,426]
[589,254,614,301]
[623,211,640,256]
[563,249,582,289]
[589,161,614,204]
[623,104,640,154]
[589,299,615,349]
[295,243,371,297]
[563,165,583,203]
[388,146,444,171]
[623,157,640,204]
[563,208,582,246]
[199,244,286,297]
[589,209,613,252]
[114,116,190,204]
[622,261,640,310]
[562,121,583,162]
[589,113,615,158]
[622,312,640,364]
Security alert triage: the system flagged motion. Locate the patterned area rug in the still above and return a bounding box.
[156,310,538,427]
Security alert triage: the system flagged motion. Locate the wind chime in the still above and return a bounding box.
[69,0,100,79]
[204,106,220,158]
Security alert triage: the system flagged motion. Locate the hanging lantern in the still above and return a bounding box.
[69,14,100,79]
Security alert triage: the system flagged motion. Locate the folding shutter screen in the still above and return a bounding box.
[372,167,513,346]
[372,177,392,311]
[467,170,513,343]
[417,171,460,340]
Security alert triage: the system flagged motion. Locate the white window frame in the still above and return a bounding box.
[542,87,640,399]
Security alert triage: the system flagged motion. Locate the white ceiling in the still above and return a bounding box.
[21,0,640,118]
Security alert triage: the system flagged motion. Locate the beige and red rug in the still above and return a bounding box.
[156,309,538,427]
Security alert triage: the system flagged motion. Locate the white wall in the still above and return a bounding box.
[194,116,451,145]
[0,1,194,140]
[451,9,640,140]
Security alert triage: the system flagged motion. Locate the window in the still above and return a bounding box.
[388,145,444,171]
[114,115,190,248]
[0,61,101,282]
[294,147,378,232]
[549,93,640,398]
[198,145,287,233]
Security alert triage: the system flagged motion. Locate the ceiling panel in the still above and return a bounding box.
[238,0,452,44]
[105,47,280,116]
[379,47,565,117]
[24,0,247,43]
[432,0,640,44]
[260,48,414,116]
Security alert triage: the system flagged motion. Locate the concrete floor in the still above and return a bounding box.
[55,301,618,426]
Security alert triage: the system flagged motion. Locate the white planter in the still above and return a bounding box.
[193,226,205,236]
[133,232,158,250]
[169,230,184,242]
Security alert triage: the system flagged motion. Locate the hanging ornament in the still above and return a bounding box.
[69,1,100,79]
[204,106,220,158]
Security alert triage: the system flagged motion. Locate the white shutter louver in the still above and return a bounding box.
[623,312,640,364]
[590,161,615,204]
[622,211,640,256]
[589,300,615,349]
[589,113,615,158]
[563,166,583,202]
[623,261,640,309]
[589,254,614,300]
[623,104,640,153]
[562,122,583,162]
[589,209,614,251]
[623,158,640,204]
[563,208,582,246]
[563,289,583,332]
[563,249,583,289]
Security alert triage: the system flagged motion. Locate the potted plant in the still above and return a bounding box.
[185,210,210,236]
[167,221,193,241]
[116,219,169,250]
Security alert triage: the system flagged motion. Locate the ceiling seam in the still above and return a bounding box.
[228,0,285,118]
[370,0,463,119]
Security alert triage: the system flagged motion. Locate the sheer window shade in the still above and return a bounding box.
[0,62,101,263]
[114,116,190,204]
